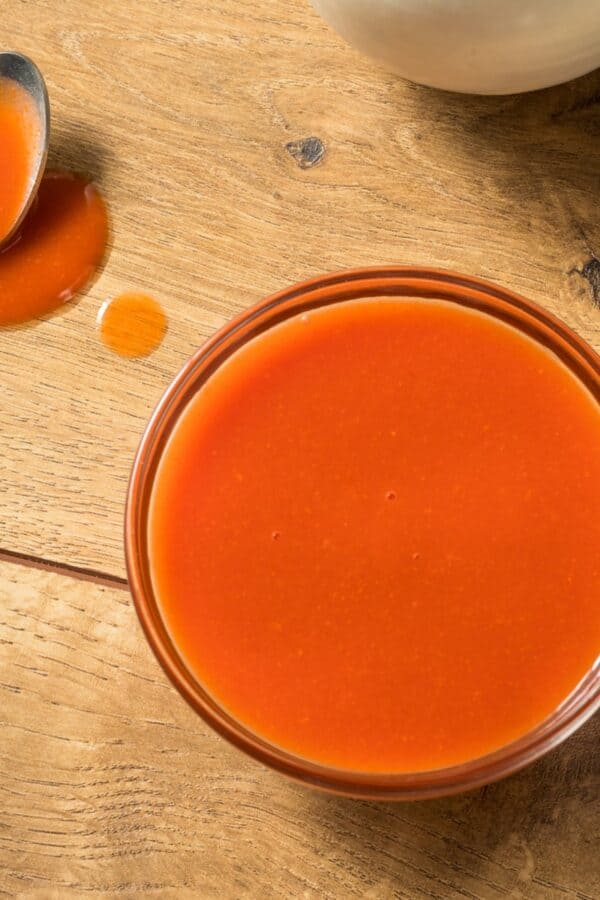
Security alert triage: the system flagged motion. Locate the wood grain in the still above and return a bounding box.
[0,0,599,577]
[0,558,598,899]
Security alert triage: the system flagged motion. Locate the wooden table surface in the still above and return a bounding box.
[1,1,599,897]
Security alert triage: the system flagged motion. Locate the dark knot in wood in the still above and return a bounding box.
[285,136,325,169]
[573,257,600,308]
[581,257,600,308]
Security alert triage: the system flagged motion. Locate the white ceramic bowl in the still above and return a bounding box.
[310,0,600,94]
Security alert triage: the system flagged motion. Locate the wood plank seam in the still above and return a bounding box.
[0,547,128,590]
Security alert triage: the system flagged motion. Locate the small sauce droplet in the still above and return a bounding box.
[386,490,397,501]
[97,292,167,358]
[0,76,41,243]
[271,530,281,541]
[0,171,108,326]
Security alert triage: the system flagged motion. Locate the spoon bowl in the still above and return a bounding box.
[0,51,50,249]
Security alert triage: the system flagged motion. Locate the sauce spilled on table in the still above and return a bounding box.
[0,76,42,243]
[97,292,167,357]
[0,171,108,326]
[149,298,600,774]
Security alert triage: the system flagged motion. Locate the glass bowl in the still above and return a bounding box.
[125,267,600,800]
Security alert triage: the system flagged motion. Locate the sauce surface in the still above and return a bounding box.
[0,76,41,243]
[0,171,108,326]
[150,298,600,773]
[97,292,167,357]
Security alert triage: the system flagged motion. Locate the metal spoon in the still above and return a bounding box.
[0,51,50,248]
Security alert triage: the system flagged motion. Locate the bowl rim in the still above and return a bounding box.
[125,266,600,800]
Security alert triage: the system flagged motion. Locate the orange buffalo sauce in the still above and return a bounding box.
[0,172,108,326]
[97,292,167,357]
[149,299,600,773]
[0,77,41,244]
[0,75,108,326]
